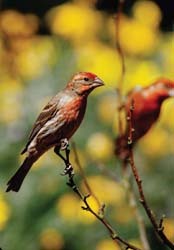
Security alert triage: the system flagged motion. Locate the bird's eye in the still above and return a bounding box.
[84,77,89,81]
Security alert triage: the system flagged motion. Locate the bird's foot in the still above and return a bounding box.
[61,163,74,176]
[60,138,69,151]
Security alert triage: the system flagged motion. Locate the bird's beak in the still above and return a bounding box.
[93,77,105,87]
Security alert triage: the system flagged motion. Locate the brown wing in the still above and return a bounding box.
[21,95,60,154]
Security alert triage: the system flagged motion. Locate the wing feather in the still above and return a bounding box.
[21,94,60,154]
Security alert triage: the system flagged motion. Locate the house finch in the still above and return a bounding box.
[6,72,104,192]
[115,78,174,162]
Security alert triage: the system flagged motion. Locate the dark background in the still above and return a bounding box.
[1,0,174,33]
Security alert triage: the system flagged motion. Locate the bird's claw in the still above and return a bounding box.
[60,138,69,151]
[61,164,74,176]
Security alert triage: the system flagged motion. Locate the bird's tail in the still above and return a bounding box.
[6,156,37,192]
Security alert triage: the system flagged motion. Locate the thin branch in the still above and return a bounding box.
[115,0,126,91]
[115,2,150,248]
[55,142,141,250]
[115,0,126,136]
[120,162,150,250]
[128,181,151,250]
[127,102,174,250]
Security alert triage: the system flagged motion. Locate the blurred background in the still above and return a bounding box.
[0,0,174,249]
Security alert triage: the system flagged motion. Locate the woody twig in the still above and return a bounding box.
[127,101,174,250]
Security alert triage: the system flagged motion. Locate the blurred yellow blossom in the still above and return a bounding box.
[124,60,160,92]
[139,126,169,157]
[16,37,56,79]
[56,193,79,221]
[97,94,117,125]
[162,36,174,78]
[132,1,162,29]
[86,132,114,162]
[81,175,125,204]
[46,3,102,44]
[112,107,127,136]
[0,78,23,123]
[163,218,174,241]
[118,15,159,56]
[7,37,35,54]
[39,228,64,250]
[56,193,97,224]
[160,99,174,130]
[78,196,97,224]
[0,10,39,37]
[76,42,122,89]
[0,192,11,230]
[96,239,121,250]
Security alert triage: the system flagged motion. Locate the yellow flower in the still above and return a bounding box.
[96,239,121,250]
[56,193,96,224]
[16,37,57,79]
[46,3,102,44]
[160,99,174,131]
[81,175,125,205]
[0,192,11,230]
[139,127,169,157]
[163,218,174,241]
[0,10,39,37]
[97,94,117,125]
[76,42,122,90]
[56,193,79,221]
[39,228,64,250]
[0,78,23,123]
[86,133,114,162]
[77,196,97,224]
[119,15,159,56]
[132,1,162,29]
[124,60,160,92]
[162,35,174,78]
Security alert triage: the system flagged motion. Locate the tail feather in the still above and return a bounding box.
[6,157,36,192]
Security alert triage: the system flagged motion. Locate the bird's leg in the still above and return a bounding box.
[54,139,73,175]
[54,145,67,163]
[60,138,69,151]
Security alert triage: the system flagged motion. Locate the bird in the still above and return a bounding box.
[115,78,174,163]
[6,72,104,192]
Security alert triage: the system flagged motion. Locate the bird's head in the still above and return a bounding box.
[150,78,174,103]
[67,72,104,96]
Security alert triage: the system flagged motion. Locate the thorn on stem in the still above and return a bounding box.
[84,194,91,201]
[127,137,132,145]
[139,198,144,203]
[111,232,118,239]
[158,226,164,232]
[98,203,106,219]
[130,105,134,111]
